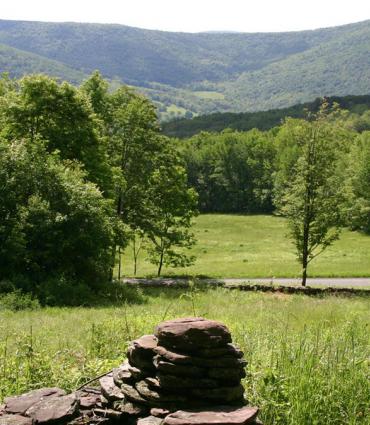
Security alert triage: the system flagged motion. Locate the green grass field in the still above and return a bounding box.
[121,214,370,278]
[0,288,368,424]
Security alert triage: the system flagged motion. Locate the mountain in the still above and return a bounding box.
[162,95,370,138]
[0,19,369,118]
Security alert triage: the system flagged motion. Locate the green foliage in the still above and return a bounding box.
[274,108,354,284]
[179,129,276,213]
[145,157,198,276]
[0,19,370,116]
[0,74,112,192]
[163,94,370,138]
[344,132,370,233]
[0,290,40,311]
[0,137,117,290]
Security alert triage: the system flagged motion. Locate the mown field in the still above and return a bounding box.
[120,214,370,278]
[0,287,368,424]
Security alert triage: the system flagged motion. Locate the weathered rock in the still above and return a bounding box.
[121,383,147,404]
[112,400,148,416]
[191,357,246,369]
[135,381,162,402]
[127,335,158,370]
[136,381,188,404]
[157,374,218,390]
[113,362,133,386]
[151,408,171,418]
[207,367,246,382]
[4,388,66,415]
[0,414,33,425]
[145,377,161,390]
[25,393,78,424]
[197,344,244,359]
[94,408,123,420]
[137,416,163,425]
[100,395,109,406]
[155,318,231,351]
[164,407,259,425]
[77,391,101,410]
[154,359,205,378]
[128,364,151,380]
[99,374,124,402]
[154,347,193,365]
[191,385,245,403]
[68,415,111,425]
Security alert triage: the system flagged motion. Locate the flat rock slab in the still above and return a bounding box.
[127,335,158,370]
[25,393,78,424]
[113,362,133,386]
[157,374,219,389]
[164,407,259,425]
[154,347,246,369]
[197,345,243,359]
[191,385,245,403]
[112,400,148,416]
[99,374,124,402]
[154,359,205,378]
[155,318,231,350]
[4,388,66,415]
[138,416,163,425]
[0,415,33,425]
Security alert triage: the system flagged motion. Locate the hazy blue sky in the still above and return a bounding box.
[2,0,370,32]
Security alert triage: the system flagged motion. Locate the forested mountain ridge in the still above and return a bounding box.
[0,19,369,118]
[162,94,370,138]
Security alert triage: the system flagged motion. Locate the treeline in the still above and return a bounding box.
[178,109,370,234]
[163,95,370,138]
[0,72,197,304]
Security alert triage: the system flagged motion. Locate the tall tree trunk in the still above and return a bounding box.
[157,246,164,277]
[301,222,309,287]
[110,188,123,282]
[118,246,122,281]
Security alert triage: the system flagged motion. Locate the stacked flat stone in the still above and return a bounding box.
[99,317,260,424]
[0,317,261,425]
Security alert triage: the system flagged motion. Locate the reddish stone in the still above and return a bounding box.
[0,414,33,425]
[127,335,158,370]
[99,374,124,402]
[164,407,259,425]
[25,393,78,424]
[155,318,231,350]
[4,388,65,415]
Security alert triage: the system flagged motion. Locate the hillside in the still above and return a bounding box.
[162,95,370,138]
[0,19,369,117]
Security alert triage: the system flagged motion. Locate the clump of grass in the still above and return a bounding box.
[0,288,368,424]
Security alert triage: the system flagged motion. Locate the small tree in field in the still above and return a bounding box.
[145,157,198,277]
[274,105,351,286]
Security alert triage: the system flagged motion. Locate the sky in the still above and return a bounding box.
[1,0,370,33]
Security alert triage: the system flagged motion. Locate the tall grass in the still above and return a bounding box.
[0,288,369,424]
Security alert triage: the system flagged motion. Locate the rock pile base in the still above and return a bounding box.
[0,317,261,424]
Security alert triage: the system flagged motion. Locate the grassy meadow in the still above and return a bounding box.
[120,214,370,278]
[0,287,369,424]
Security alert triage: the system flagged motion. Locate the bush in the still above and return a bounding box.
[0,290,40,311]
[36,277,96,307]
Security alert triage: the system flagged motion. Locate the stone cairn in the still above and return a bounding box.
[0,317,261,425]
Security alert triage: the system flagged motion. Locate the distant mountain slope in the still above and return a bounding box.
[0,19,369,117]
[0,42,85,83]
[162,95,370,138]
